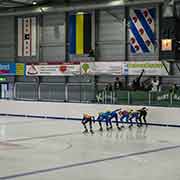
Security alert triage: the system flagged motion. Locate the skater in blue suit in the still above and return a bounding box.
[107,109,121,130]
[128,110,140,128]
[96,109,121,131]
[96,111,110,131]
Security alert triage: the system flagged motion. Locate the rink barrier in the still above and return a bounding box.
[0,100,180,127]
[0,112,180,128]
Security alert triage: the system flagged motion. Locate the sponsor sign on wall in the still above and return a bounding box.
[26,61,169,76]
[0,64,16,75]
[122,61,169,76]
[26,64,80,76]
[81,62,123,75]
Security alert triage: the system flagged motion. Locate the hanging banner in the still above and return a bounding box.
[16,63,25,76]
[122,61,169,76]
[129,7,157,54]
[26,64,80,76]
[81,62,123,75]
[17,17,37,57]
[69,13,92,55]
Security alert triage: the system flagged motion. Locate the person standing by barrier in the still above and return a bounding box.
[88,49,95,61]
[151,77,159,92]
[132,69,144,91]
[114,77,123,104]
[114,77,122,90]
[169,83,178,96]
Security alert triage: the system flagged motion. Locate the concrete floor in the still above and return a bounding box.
[0,116,180,180]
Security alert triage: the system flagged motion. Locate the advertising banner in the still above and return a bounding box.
[26,64,80,76]
[25,61,169,76]
[122,61,169,76]
[81,62,123,75]
[0,64,16,75]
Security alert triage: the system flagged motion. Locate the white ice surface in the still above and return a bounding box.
[0,116,179,180]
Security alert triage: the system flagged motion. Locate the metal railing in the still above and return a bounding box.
[97,89,180,107]
[13,82,95,103]
[5,82,180,107]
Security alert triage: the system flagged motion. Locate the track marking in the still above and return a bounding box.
[0,144,180,179]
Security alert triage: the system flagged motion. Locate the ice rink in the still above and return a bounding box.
[0,116,180,180]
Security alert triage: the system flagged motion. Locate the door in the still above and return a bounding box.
[1,84,14,99]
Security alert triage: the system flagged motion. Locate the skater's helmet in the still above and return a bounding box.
[98,112,103,115]
[142,107,148,111]
[106,109,111,113]
[84,113,90,118]
[129,109,135,113]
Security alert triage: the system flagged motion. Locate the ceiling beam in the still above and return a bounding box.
[0,0,164,16]
[11,0,30,4]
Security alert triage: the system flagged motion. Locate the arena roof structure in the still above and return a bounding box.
[0,0,167,16]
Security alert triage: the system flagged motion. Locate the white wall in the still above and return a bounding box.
[0,100,179,126]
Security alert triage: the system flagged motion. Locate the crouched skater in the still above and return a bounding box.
[96,109,121,131]
[118,109,130,128]
[96,111,111,131]
[81,113,95,134]
[137,107,148,126]
[128,109,141,127]
[106,109,121,130]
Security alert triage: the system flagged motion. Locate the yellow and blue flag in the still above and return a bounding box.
[69,13,92,55]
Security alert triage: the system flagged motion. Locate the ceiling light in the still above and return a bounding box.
[32,1,37,5]
[77,12,84,15]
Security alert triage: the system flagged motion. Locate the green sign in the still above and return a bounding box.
[0,77,7,81]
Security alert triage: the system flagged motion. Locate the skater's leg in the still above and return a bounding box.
[115,114,121,130]
[138,114,143,126]
[143,114,148,126]
[128,116,133,128]
[82,119,88,133]
[105,117,109,130]
[89,119,94,133]
[128,116,133,125]
[98,121,103,131]
[109,117,113,129]
[97,116,103,131]
[89,119,92,130]
[120,116,125,128]
[135,113,140,127]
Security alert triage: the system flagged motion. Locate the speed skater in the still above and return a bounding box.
[96,109,121,131]
[128,109,140,128]
[118,109,129,128]
[137,107,148,126]
[81,113,95,133]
